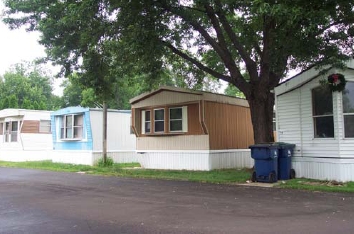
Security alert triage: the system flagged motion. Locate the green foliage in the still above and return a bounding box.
[0,160,252,184]
[95,156,114,167]
[224,84,246,98]
[0,62,62,110]
[3,0,354,142]
[277,179,354,193]
[3,160,354,192]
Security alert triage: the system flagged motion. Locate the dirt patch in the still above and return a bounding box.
[301,180,345,187]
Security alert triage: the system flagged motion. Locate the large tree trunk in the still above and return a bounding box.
[247,91,275,144]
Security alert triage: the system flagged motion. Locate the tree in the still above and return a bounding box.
[224,84,245,99]
[4,1,354,143]
[0,62,61,110]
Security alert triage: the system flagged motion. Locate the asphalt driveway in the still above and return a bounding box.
[1,167,354,234]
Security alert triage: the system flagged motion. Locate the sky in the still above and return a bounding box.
[0,2,63,96]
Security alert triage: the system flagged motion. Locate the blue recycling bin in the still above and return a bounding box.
[249,144,279,183]
[277,143,296,180]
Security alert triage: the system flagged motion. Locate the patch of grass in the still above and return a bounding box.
[95,156,114,167]
[276,178,354,193]
[0,160,92,172]
[3,160,354,192]
[0,160,251,184]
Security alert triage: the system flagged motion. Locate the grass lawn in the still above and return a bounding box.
[0,160,251,184]
[276,178,354,193]
[1,160,354,193]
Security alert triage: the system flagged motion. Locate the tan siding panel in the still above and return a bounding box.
[132,91,201,108]
[187,103,204,135]
[204,102,254,150]
[135,108,141,135]
[21,120,39,133]
[137,135,209,150]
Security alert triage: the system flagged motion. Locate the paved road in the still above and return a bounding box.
[1,167,354,234]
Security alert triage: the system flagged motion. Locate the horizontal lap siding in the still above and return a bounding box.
[137,135,209,150]
[276,89,302,156]
[204,102,253,150]
[21,133,53,150]
[132,91,201,108]
[277,76,340,158]
[21,120,39,133]
[300,78,339,158]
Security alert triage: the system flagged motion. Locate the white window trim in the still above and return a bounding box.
[154,108,165,133]
[342,81,354,138]
[141,110,152,134]
[169,106,188,133]
[59,114,84,140]
[169,107,182,132]
[312,87,334,139]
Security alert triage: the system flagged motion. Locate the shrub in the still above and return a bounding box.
[96,156,114,167]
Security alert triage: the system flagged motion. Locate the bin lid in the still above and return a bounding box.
[274,142,296,149]
[249,142,295,149]
[249,143,280,149]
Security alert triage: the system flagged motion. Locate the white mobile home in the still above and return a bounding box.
[275,60,354,182]
[0,109,52,162]
[50,107,137,165]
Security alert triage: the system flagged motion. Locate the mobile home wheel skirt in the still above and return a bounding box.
[138,149,253,171]
[292,157,354,182]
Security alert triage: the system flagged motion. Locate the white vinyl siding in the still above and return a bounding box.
[90,110,136,151]
[276,75,341,159]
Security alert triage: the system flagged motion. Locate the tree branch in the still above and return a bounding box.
[214,0,258,82]
[160,4,245,81]
[162,41,231,82]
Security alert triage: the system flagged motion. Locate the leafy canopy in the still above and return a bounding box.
[3,0,354,142]
[0,62,61,110]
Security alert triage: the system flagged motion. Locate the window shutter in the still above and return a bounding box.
[141,110,146,134]
[182,106,188,132]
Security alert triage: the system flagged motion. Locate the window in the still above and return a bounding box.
[154,109,165,132]
[141,106,188,134]
[342,82,354,137]
[145,110,151,133]
[60,114,84,140]
[39,120,51,133]
[312,86,334,138]
[170,107,183,132]
[3,121,19,142]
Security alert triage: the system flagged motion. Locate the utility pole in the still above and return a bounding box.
[102,101,107,164]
